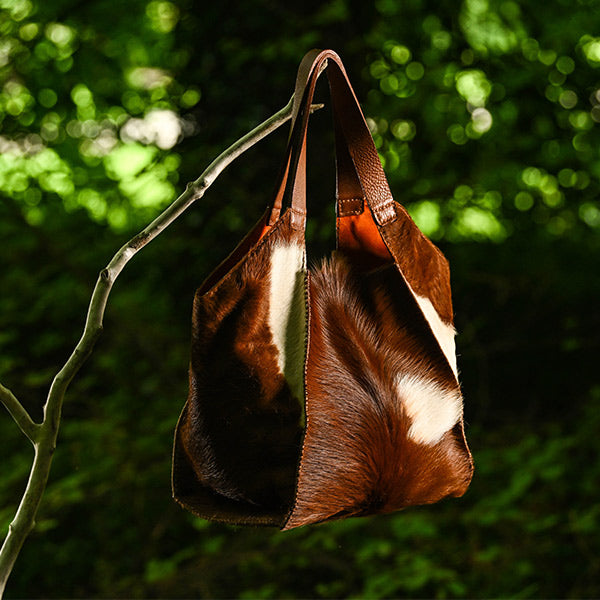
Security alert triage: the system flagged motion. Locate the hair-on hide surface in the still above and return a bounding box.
[284,254,473,529]
[173,47,475,530]
[173,208,473,530]
[173,210,306,526]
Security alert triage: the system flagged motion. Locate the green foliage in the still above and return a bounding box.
[1,0,599,597]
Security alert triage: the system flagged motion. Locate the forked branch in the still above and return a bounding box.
[0,384,39,444]
[0,95,322,597]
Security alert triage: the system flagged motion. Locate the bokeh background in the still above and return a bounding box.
[1,0,599,597]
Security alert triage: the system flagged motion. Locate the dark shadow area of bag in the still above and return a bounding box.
[173,213,306,527]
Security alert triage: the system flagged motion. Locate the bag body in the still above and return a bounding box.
[172,49,473,529]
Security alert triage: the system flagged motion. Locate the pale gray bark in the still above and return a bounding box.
[0,96,321,596]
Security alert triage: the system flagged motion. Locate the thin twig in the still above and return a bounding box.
[0,96,323,597]
[0,384,39,444]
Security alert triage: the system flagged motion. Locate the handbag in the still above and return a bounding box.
[172,49,473,530]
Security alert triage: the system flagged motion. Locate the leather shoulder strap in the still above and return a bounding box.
[270,49,397,230]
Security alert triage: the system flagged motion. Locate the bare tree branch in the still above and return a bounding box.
[0,96,322,597]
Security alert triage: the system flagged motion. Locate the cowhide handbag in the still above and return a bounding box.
[172,49,473,530]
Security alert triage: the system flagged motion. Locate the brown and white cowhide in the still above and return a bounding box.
[173,206,472,529]
[284,254,472,529]
[173,210,307,526]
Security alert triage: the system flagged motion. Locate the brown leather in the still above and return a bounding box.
[172,209,305,526]
[270,50,396,229]
[283,51,454,323]
[337,207,392,266]
[284,257,472,529]
[173,49,473,530]
[269,51,322,223]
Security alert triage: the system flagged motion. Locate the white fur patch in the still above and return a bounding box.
[396,372,463,445]
[415,294,458,380]
[268,243,307,408]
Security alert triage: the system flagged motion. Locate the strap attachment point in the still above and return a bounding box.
[373,201,397,226]
[337,197,364,217]
[290,207,307,231]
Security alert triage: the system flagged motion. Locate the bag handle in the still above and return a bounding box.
[269,49,397,230]
[268,51,329,224]
[269,50,364,225]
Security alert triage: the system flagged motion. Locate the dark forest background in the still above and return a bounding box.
[1,0,599,597]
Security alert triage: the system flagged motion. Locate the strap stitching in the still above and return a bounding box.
[338,197,364,216]
[374,201,397,225]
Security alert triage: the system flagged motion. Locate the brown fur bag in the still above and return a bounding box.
[172,49,473,529]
